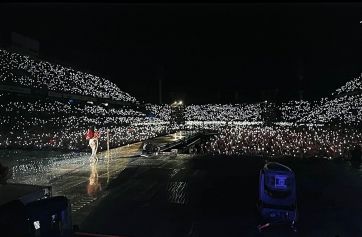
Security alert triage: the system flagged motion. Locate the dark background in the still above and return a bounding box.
[1,3,362,104]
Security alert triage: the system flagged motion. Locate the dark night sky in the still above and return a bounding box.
[1,3,362,104]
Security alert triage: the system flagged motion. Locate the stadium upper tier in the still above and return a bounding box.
[332,74,362,96]
[0,49,137,102]
[299,94,362,125]
[298,76,362,125]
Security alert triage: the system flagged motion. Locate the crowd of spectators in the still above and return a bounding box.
[300,94,362,125]
[332,74,362,96]
[185,76,362,158]
[185,104,262,121]
[280,100,311,122]
[0,49,136,102]
[194,124,361,159]
[184,102,312,124]
[1,48,362,160]
[296,75,362,125]
[0,95,171,151]
[145,104,171,121]
[183,75,362,126]
[0,48,175,152]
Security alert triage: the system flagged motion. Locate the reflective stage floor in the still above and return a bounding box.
[1,132,362,236]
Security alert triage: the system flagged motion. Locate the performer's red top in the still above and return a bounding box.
[86,129,94,140]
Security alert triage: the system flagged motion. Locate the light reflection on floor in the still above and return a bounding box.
[167,181,189,205]
[0,148,135,224]
[0,131,195,224]
[0,132,198,227]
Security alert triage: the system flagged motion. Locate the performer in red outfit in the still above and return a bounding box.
[86,126,98,162]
